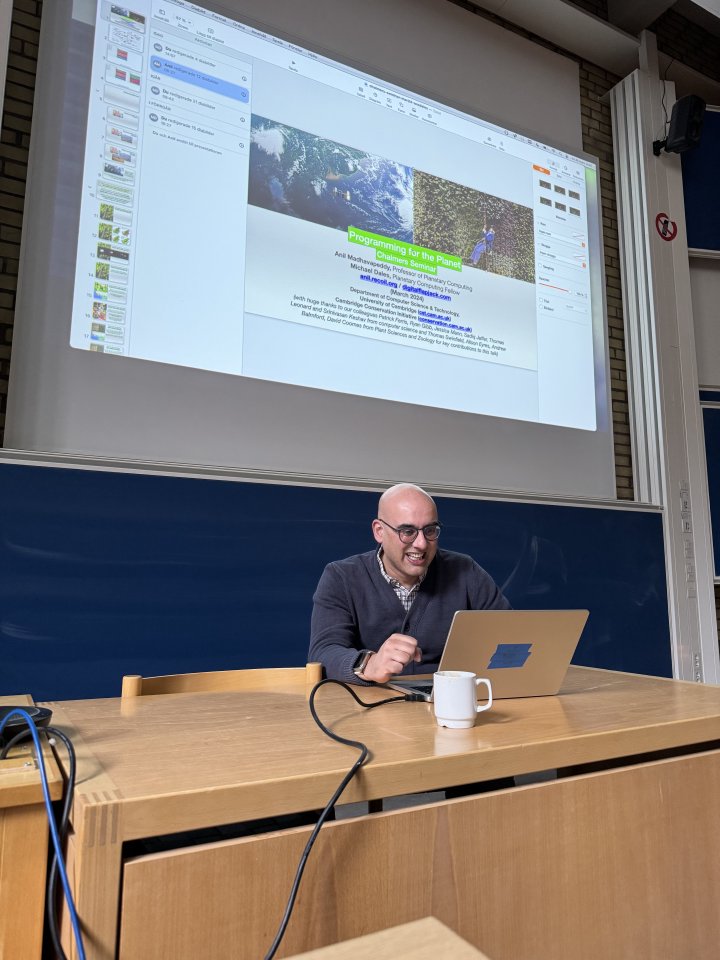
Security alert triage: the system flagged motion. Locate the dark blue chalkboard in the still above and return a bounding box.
[682,109,720,251]
[702,405,720,577]
[0,463,671,700]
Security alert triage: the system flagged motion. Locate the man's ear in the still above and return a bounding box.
[371,519,383,545]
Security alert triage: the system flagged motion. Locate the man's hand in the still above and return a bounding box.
[361,633,422,683]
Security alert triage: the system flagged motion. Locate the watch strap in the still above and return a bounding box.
[353,650,374,678]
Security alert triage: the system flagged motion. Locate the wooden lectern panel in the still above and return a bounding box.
[118,748,720,960]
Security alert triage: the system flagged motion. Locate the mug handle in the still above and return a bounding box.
[475,677,493,713]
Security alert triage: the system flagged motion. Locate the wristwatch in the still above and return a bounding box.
[353,650,374,680]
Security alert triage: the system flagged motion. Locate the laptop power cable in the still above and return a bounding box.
[263,678,417,960]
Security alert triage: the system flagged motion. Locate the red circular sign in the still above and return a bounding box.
[655,212,678,241]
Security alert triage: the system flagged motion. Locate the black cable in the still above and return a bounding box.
[263,679,411,960]
[0,712,84,957]
[0,728,34,758]
[44,727,77,960]
[2,725,77,960]
[660,57,675,136]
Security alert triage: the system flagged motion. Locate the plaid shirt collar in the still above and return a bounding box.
[377,547,425,609]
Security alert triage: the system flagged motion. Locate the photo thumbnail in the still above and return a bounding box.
[249,116,413,242]
[413,172,535,283]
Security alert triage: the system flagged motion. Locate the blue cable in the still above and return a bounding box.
[0,708,86,960]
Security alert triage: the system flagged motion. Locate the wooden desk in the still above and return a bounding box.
[49,666,720,960]
[0,695,62,960]
[285,917,492,958]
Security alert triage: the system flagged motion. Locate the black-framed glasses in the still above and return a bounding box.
[377,518,442,544]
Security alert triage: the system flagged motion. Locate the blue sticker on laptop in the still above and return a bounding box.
[487,643,533,669]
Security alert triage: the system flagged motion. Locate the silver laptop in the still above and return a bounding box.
[386,609,589,701]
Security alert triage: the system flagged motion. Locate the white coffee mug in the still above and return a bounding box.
[433,670,493,729]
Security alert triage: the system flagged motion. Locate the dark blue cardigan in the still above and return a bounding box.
[309,548,510,683]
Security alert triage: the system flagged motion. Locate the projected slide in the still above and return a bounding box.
[70,0,602,431]
[245,118,535,371]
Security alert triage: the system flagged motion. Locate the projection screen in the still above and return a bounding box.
[4,0,615,499]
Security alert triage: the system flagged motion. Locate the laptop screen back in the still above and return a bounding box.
[438,609,589,698]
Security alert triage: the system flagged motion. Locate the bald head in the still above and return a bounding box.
[377,483,436,518]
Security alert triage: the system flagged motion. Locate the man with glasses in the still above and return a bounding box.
[309,482,509,684]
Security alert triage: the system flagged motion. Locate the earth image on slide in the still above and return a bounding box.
[248,116,414,242]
